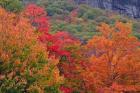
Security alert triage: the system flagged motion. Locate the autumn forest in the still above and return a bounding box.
[0,0,140,93]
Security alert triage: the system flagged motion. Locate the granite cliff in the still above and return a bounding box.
[74,0,140,18]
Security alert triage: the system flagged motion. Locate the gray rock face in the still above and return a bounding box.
[74,0,140,18]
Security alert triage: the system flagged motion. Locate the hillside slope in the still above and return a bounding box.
[19,0,140,40]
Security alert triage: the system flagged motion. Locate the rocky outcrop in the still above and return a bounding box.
[74,0,140,18]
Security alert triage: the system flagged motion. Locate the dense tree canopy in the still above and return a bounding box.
[0,2,140,93]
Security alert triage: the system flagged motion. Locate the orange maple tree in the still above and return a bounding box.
[82,22,140,93]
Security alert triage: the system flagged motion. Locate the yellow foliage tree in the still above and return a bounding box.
[0,8,63,93]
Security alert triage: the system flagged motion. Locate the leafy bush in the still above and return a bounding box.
[0,0,23,12]
[78,5,104,20]
[37,0,75,16]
